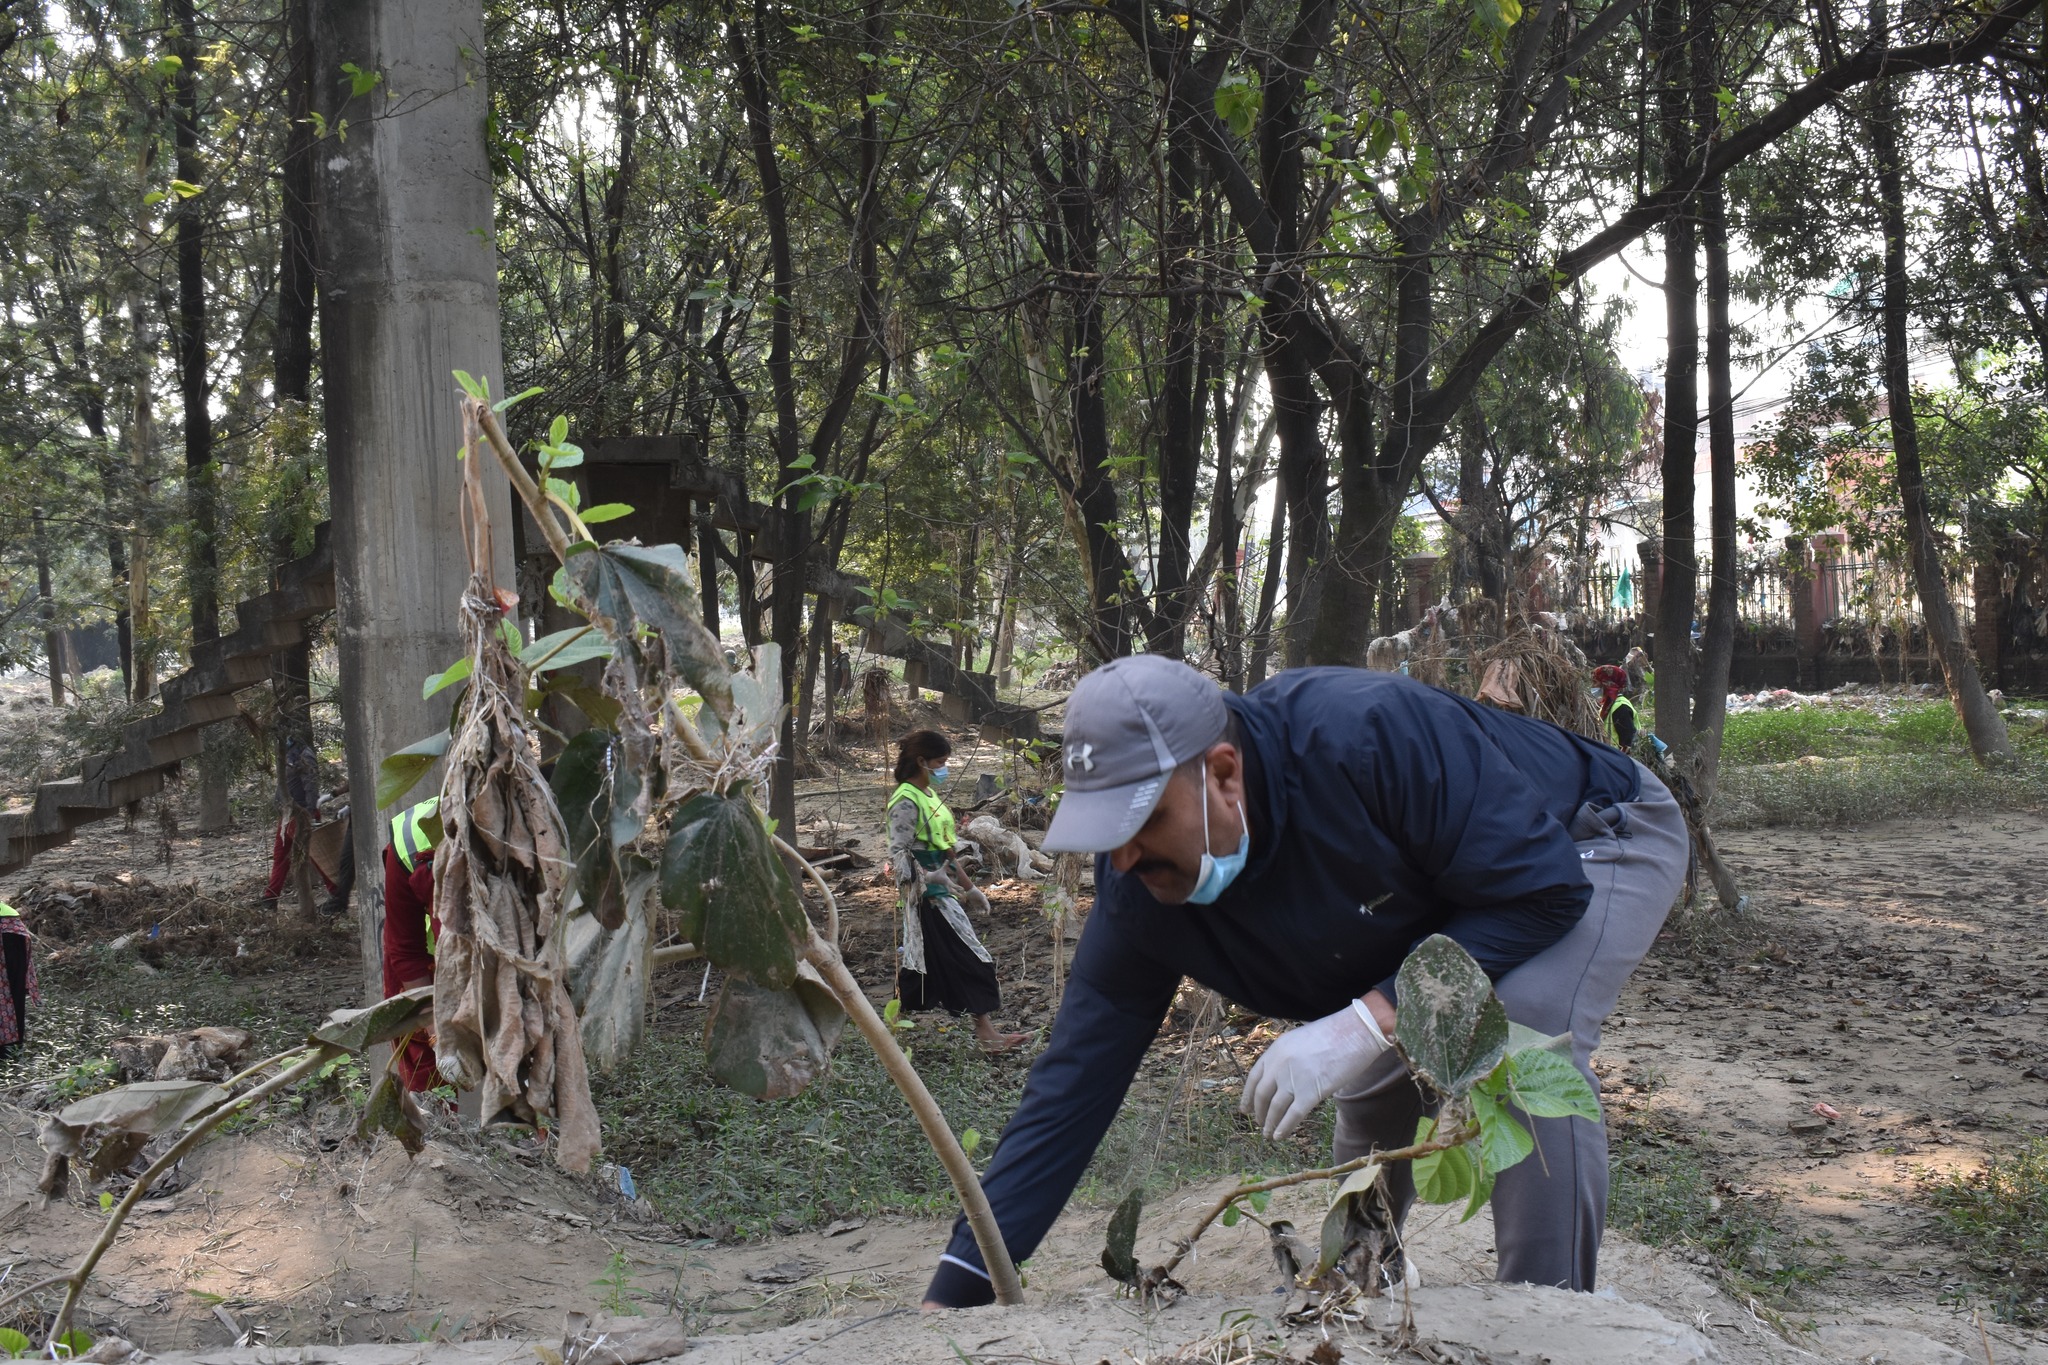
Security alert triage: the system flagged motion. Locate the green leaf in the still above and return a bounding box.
[452,369,487,401]
[553,729,623,928]
[493,385,544,413]
[563,542,736,723]
[358,1073,426,1154]
[658,792,809,990]
[311,986,433,1051]
[702,968,843,1099]
[1099,1189,1144,1285]
[1248,1190,1270,1213]
[539,673,623,729]
[1504,1048,1602,1121]
[98,1191,114,1211]
[1213,74,1262,137]
[547,441,584,470]
[548,414,569,447]
[1413,1139,1479,1206]
[0,1328,32,1358]
[1393,934,1510,1098]
[1471,1088,1536,1174]
[339,60,383,97]
[545,475,582,510]
[520,626,612,675]
[579,503,635,524]
[1505,1022,1572,1058]
[169,178,204,198]
[1461,1156,1496,1223]
[1364,115,1394,162]
[423,655,473,699]
[53,1331,94,1359]
[376,731,451,809]
[1221,1203,1241,1228]
[961,1128,982,1158]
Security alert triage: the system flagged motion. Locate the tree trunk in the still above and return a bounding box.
[274,0,321,918]
[1870,81,2014,764]
[1247,492,1288,686]
[1690,171,1738,796]
[169,0,231,832]
[127,302,156,703]
[1689,1,1739,800]
[33,507,65,705]
[314,0,517,997]
[728,11,806,830]
[1652,0,1698,748]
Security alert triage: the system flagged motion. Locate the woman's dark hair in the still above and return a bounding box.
[894,729,952,783]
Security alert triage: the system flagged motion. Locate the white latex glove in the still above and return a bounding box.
[964,884,993,916]
[1241,1001,1391,1140]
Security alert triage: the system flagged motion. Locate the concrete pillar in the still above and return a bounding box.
[1973,559,2005,691]
[1785,535,1820,691]
[1401,553,1440,624]
[314,0,515,1000]
[1635,539,1662,655]
[1809,531,1847,623]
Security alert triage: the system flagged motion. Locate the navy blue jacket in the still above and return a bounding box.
[925,668,1641,1306]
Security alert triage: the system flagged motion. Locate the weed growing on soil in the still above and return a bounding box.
[1607,1114,1833,1299]
[1917,1136,2048,1325]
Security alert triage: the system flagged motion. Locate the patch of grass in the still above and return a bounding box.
[594,1016,1297,1240]
[1607,1115,1834,1300]
[1918,1136,2048,1326]
[1722,701,1974,765]
[1714,751,2048,829]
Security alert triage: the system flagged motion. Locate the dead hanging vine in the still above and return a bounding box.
[458,389,1026,1305]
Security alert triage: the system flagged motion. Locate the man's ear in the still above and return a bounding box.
[1206,741,1244,802]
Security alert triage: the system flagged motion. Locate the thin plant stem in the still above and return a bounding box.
[1148,1122,1476,1288]
[46,1044,342,1345]
[804,928,1023,1305]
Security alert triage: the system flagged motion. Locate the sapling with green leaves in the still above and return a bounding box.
[1103,935,1597,1302]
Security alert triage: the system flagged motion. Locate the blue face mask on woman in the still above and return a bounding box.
[1187,786,1248,905]
[930,764,951,785]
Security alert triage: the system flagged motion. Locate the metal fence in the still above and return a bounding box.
[1563,550,1971,633]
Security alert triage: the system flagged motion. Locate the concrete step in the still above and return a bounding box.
[0,528,338,877]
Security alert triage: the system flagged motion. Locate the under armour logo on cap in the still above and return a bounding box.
[1067,743,1096,773]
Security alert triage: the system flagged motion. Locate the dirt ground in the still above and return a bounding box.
[4,739,2048,1363]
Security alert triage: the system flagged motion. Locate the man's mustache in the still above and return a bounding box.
[1130,857,1181,877]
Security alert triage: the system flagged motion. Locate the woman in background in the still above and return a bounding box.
[888,730,1030,1053]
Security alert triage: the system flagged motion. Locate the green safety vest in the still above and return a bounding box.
[0,901,16,918]
[390,797,443,874]
[888,781,956,852]
[390,797,443,956]
[1605,694,1640,751]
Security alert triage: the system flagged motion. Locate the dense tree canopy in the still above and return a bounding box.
[0,0,2041,769]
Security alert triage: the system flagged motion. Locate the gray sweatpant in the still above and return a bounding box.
[1332,760,1689,1291]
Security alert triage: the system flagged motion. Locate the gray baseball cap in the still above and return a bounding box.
[1042,655,1229,854]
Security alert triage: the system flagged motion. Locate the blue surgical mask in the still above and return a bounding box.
[930,765,951,785]
[1187,791,1248,905]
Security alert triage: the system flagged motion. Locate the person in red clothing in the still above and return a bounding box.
[264,737,334,907]
[382,796,443,1091]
